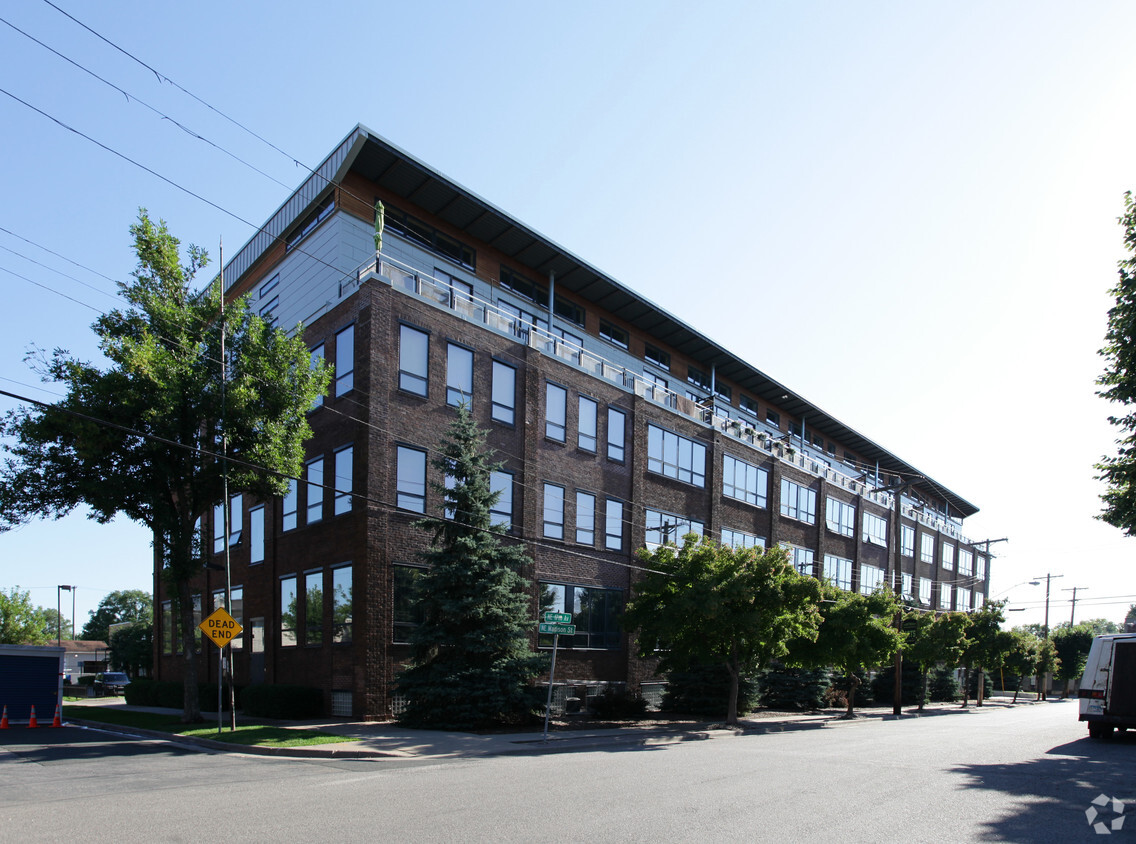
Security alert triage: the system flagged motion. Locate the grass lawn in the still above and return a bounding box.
[61,705,356,748]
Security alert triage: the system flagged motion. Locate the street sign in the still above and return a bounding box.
[543,612,572,624]
[199,607,243,648]
[539,622,576,635]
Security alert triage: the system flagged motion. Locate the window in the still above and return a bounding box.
[286,195,334,251]
[766,409,781,428]
[306,458,324,524]
[644,343,670,371]
[976,555,987,580]
[902,573,914,600]
[825,497,855,537]
[860,564,886,595]
[544,382,567,442]
[282,480,298,532]
[309,344,324,409]
[722,528,766,550]
[162,600,174,655]
[919,578,932,605]
[723,455,769,508]
[335,324,354,397]
[334,446,353,515]
[714,382,732,402]
[599,320,629,349]
[304,570,323,646]
[862,513,887,547]
[901,525,915,558]
[280,576,297,647]
[260,273,279,298]
[607,407,626,462]
[491,361,516,425]
[920,533,935,563]
[490,471,513,530]
[957,587,972,612]
[576,491,595,545]
[780,479,817,524]
[940,583,953,610]
[787,546,814,576]
[554,298,586,328]
[392,565,425,644]
[958,548,974,577]
[249,505,264,564]
[332,565,352,643]
[578,396,598,452]
[500,267,547,306]
[213,502,224,554]
[396,446,427,512]
[645,509,703,549]
[446,343,473,406]
[539,582,622,650]
[259,296,279,326]
[740,395,758,417]
[941,543,955,571]
[399,325,429,396]
[823,554,852,590]
[647,424,707,487]
[605,499,624,551]
[687,366,711,390]
[386,204,476,269]
[543,483,565,540]
[213,495,243,553]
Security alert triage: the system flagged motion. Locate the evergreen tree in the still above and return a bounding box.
[396,407,546,729]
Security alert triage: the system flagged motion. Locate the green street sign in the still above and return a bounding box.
[539,622,576,635]
[543,612,572,624]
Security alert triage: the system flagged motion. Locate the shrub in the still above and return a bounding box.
[124,678,155,706]
[662,663,757,717]
[588,686,648,720]
[241,684,324,719]
[870,663,926,706]
[756,663,828,711]
[928,667,959,702]
[825,669,872,708]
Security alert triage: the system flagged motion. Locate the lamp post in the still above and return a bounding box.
[56,585,73,646]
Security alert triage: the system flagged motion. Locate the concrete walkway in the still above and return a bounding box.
[62,693,1044,760]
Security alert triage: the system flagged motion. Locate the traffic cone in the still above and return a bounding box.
[0,705,8,729]
[52,704,62,728]
[28,705,38,728]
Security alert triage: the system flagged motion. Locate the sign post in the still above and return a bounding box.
[541,612,576,742]
[198,607,243,735]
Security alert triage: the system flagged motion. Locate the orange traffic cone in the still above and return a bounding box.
[52,704,62,728]
[28,705,38,728]
[0,705,8,729]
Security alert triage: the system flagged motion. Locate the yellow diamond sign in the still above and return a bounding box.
[198,607,243,648]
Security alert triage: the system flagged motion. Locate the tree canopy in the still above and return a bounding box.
[0,587,50,645]
[81,589,152,642]
[902,610,971,710]
[0,211,329,721]
[623,538,822,725]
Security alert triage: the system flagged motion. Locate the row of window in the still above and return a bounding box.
[541,485,625,550]
[544,382,627,460]
[280,565,353,647]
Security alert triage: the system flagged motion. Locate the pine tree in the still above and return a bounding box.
[396,407,546,729]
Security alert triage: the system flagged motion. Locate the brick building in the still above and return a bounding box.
[154,125,992,719]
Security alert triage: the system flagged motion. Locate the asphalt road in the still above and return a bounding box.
[2,700,1131,843]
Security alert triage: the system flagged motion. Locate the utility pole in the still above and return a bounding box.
[1062,586,1087,627]
[1031,573,1064,700]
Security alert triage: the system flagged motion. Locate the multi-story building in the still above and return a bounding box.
[153,125,992,719]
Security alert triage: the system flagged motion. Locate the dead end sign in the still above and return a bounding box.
[198,607,243,647]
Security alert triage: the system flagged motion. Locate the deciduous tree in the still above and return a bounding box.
[0,587,49,645]
[0,212,328,722]
[82,589,152,642]
[902,610,971,710]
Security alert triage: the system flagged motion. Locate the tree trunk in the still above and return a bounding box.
[845,671,858,718]
[1012,676,1021,704]
[976,666,985,707]
[960,666,969,708]
[726,662,739,726]
[176,579,201,722]
[919,667,927,712]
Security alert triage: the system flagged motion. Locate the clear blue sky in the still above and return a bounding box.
[2,1,1134,631]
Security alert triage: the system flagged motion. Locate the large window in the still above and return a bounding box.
[575,491,595,545]
[920,577,932,605]
[787,546,814,576]
[286,195,334,251]
[334,446,353,515]
[282,480,298,532]
[645,509,703,549]
[335,324,354,397]
[306,458,324,524]
[396,446,427,513]
[249,505,264,564]
[212,586,243,650]
[491,361,516,425]
[490,471,513,530]
[957,587,972,612]
[545,382,567,442]
[543,483,565,540]
[386,205,476,270]
[446,343,473,406]
[722,528,765,550]
[539,582,622,650]
[902,573,914,600]
[976,555,987,580]
[280,576,297,647]
[825,497,855,537]
[578,396,598,452]
[304,570,323,646]
[647,425,706,487]
[392,564,425,644]
[332,565,352,643]
[940,583,953,610]
[941,543,955,571]
[901,525,915,558]
[780,479,817,524]
[920,533,935,564]
[723,455,768,508]
[823,554,853,590]
[605,499,624,551]
[644,343,670,371]
[862,513,887,547]
[607,407,626,462]
[310,344,325,409]
[959,548,974,577]
[213,495,243,553]
[599,320,629,349]
[399,324,429,396]
[860,564,886,595]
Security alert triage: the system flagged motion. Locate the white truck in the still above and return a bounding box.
[1078,632,1136,739]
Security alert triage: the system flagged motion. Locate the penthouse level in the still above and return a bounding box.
[152,125,993,719]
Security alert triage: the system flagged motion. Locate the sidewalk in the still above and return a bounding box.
[62,693,1053,760]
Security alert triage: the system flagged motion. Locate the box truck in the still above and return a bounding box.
[1078,633,1136,739]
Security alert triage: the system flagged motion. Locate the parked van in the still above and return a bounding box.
[1079,632,1136,739]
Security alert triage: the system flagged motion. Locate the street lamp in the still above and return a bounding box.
[56,585,74,645]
